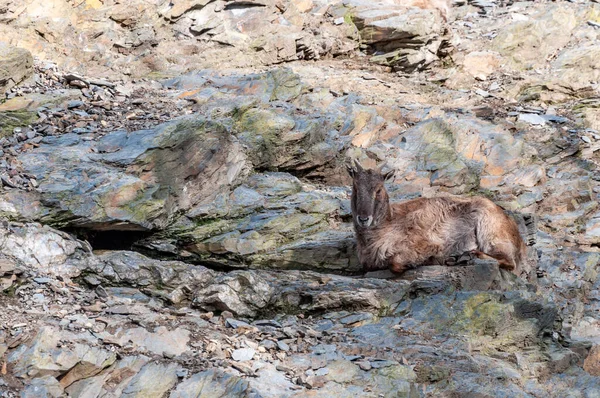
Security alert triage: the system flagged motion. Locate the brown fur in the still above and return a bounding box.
[348,162,526,276]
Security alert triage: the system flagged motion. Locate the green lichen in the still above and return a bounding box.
[449,293,542,354]
[415,364,450,383]
[518,86,544,102]
[0,110,37,138]
[457,293,507,335]
[583,253,600,283]
[269,68,304,102]
[174,219,239,243]
[125,198,166,225]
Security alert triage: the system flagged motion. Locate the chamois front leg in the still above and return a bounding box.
[389,253,416,275]
[477,243,519,273]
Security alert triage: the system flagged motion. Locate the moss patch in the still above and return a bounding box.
[0,110,37,138]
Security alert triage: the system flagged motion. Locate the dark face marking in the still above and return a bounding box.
[347,162,394,229]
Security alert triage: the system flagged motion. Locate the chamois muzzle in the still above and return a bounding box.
[357,215,373,228]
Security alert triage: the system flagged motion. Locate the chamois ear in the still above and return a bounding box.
[383,169,395,182]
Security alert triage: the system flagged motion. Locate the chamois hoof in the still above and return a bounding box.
[445,252,476,266]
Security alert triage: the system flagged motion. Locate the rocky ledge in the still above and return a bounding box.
[1,221,596,397]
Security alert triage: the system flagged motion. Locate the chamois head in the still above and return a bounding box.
[347,160,394,229]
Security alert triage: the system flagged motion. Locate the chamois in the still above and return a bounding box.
[347,161,526,276]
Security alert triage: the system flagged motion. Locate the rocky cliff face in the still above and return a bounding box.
[1,0,600,397]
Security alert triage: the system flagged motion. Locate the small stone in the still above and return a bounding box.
[339,313,372,325]
[488,82,501,91]
[277,341,290,352]
[254,319,283,328]
[356,360,371,371]
[518,113,546,125]
[67,100,84,109]
[69,80,88,88]
[226,318,252,329]
[333,17,344,25]
[176,368,189,378]
[33,277,52,284]
[276,364,295,373]
[230,361,255,376]
[221,311,234,320]
[542,114,569,124]
[32,293,45,303]
[260,340,277,350]
[232,348,255,362]
[314,367,329,376]
[582,136,592,143]
[475,88,490,98]
[370,359,398,369]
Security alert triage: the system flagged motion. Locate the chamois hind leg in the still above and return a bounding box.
[477,242,518,272]
[473,200,522,275]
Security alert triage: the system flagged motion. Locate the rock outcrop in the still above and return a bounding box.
[0,44,33,96]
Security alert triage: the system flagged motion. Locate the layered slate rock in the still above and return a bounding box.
[492,5,578,71]
[10,117,249,230]
[344,0,449,71]
[0,44,33,95]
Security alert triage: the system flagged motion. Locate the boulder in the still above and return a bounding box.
[0,44,33,95]
[170,369,260,397]
[12,117,249,230]
[492,5,578,71]
[121,362,179,398]
[344,0,449,71]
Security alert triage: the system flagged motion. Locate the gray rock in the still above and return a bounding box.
[21,375,64,398]
[9,116,249,230]
[260,340,277,350]
[7,326,115,379]
[339,312,373,325]
[0,44,33,95]
[66,100,84,109]
[66,355,150,398]
[76,251,215,302]
[96,326,190,357]
[0,222,87,276]
[121,362,179,398]
[254,319,282,328]
[232,348,256,362]
[193,271,273,317]
[170,368,259,398]
[518,113,547,125]
[277,341,290,352]
[347,2,447,71]
[193,269,410,317]
[248,363,297,397]
[226,318,253,329]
